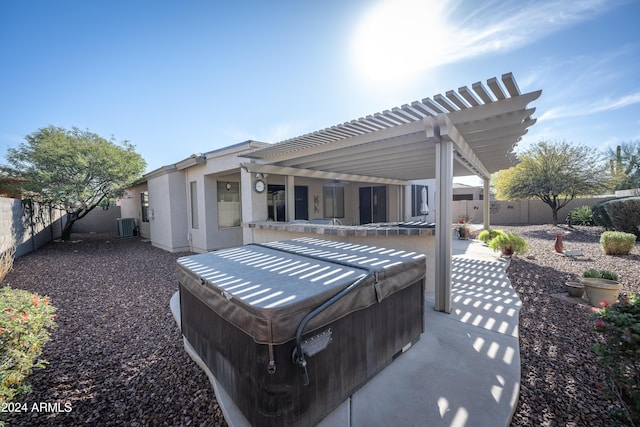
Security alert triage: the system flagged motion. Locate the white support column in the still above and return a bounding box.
[435,140,454,313]
[483,178,490,229]
[427,116,453,314]
[285,175,295,222]
[240,167,267,245]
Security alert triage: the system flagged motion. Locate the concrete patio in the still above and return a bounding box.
[171,237,521,427]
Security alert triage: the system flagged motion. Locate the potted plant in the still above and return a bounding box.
[488,232,528,257]
[457,216,470,240]
[582,269,622,307]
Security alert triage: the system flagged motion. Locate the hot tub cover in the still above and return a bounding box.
[177,237,426,345]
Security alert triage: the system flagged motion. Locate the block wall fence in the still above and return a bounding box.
[452,197,613,225]
[0,196,121,258]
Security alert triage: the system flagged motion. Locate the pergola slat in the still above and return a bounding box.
[373,112,401,127]
[410,101,439,116]
[364,115,393,129]
[446,90,470,110]
[422,97,448,114]
[502,72,520,96]
[471,81,493,103]
[487,77,507,100]
[381,110,409,125]
[400,104,428,120]
[434,94,458,112]
[391,107,416,122]
[458,86,481,106]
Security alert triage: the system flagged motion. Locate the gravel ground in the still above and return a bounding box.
[2,227,638,426]
[501,225,640,427]
[3,233,227,426]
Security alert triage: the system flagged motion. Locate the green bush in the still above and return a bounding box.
[477,229,505,244]
[488,232,528,255]
[593,293,640,425]
[592,199,615,229]
[604,197,640,237]
[583,269,619,281]
[570,205,594,226]
[600,231,637,255]
[0,286,57,406]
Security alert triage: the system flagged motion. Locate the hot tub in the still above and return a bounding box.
[177,237,426,426]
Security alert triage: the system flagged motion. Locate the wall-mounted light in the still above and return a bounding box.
[226,182,231,191]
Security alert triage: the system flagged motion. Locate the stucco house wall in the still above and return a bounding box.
[145,169,189,252]
[119,182,150,238]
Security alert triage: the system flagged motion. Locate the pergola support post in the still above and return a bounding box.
[431,119,453,314]
[285,175,295,222]
[483,178,490,229]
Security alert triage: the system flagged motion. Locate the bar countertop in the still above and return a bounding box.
[243,220,436,237]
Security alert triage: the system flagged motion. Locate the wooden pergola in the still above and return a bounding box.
[241,73,541,312]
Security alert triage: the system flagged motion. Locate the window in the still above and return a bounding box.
[217,181,241,227]
[323,186,344,218]
[190,181,199,229]
[140,191,149,222]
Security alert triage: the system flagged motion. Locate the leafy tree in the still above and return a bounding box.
[493,140,610,225]
[607,140,640,190]
[1,126,146,240]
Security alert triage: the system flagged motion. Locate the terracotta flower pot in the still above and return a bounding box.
[582,278,622,307]
[459,227,470,240]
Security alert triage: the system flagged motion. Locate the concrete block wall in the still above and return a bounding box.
[453,196,614,226]
[72,206,122,233]
[0,196,65,258]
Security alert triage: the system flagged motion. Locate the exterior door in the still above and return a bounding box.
[359,186,386,224]
[294,186,308,220]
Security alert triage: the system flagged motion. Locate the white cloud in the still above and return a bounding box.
[350,0,620,82]
[539,91,640,122]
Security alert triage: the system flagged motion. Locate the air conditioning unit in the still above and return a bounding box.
[117,218,136,238]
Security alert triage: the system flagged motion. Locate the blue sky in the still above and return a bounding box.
[1,0,639,183]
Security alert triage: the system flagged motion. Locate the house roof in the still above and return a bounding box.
[241,73,541,181]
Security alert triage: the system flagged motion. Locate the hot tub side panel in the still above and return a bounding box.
[179,278,424,427]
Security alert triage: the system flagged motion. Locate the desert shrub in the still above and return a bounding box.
[583,269,619,281]
[604,197,640,237]
[0,286,57,407]
[0,246,15,284]
[570,205,594,226]
[592,199,615,229]
[593,293,640,425]
[488,232,528,255]
[477,229,505,244]
[600,231,637,255]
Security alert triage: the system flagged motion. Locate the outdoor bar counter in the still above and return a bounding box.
[243,220,436,292]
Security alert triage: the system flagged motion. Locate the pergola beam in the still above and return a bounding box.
[435,115,491,181]
[240,163,409,185]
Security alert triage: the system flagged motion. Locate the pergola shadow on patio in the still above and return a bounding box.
[240,73,540,313]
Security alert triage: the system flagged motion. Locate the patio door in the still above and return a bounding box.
[359,186,386,224]
[268,185,308,221]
